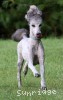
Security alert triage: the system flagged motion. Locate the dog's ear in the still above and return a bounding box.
[25,5,42,22]
[25,14,28,21]
[25,13,34,22]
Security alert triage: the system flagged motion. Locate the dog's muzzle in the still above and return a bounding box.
[36,33,42,39]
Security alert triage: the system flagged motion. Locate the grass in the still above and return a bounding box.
[0,38,63,100]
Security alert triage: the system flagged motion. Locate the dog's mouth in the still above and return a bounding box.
[36,34,42,39]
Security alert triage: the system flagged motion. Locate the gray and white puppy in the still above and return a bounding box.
[16,5,47,90]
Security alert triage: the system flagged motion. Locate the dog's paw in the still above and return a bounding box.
[35,73,40,77]
[41,86,47,90]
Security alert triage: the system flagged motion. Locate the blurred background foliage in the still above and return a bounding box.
[0,0,63,38]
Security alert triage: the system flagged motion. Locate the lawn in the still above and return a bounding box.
[0,38,63,100]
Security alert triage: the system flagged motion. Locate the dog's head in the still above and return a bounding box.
[25,5,42,39]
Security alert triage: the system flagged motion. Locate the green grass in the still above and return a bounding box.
[0,38,63,100]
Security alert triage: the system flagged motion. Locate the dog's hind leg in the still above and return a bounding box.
[17,52,23,88]
[23,62,28,76]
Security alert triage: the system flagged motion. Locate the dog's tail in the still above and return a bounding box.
[11,28,29,42]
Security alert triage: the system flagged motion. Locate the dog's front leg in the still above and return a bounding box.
[27,51,40,77]
[28,61,40,77]
[38,43,47,90]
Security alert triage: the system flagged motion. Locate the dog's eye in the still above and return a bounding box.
[32,25,35,27]
[39,24,41,27]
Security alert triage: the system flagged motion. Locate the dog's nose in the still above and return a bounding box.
[36,33,42,38]
[37,33,41,35]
